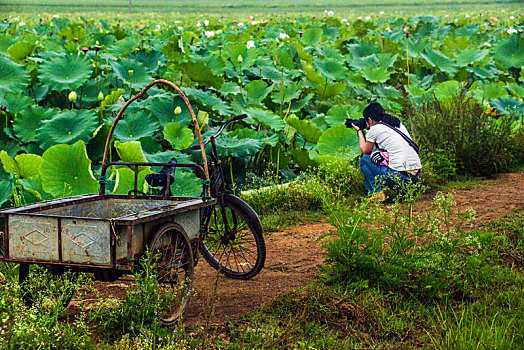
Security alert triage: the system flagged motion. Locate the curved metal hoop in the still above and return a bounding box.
[100,79,210,196]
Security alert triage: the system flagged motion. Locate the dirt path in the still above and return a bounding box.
[70,171,523,325]
[184,171,524,324]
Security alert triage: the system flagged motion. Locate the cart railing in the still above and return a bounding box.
[99,161,208,198]
[99,79,210,197]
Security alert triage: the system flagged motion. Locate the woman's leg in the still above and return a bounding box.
[360,155,388,195]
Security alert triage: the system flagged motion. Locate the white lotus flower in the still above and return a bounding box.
[465,14,470,18]
[14,17,19,21]
[197,21,201,27]
[386,26,391,32]
[177,26,183,31]
[174,20,181,24]
[358,16,362,20]
[380,11,384,15]
[204,31,215,37]
[238,22,244,27]
[327,11,334,17]
[510,16,515,19]
[279,33,289,39]
[204,19,209,26]
[35,40,39,45]
[341,18,348,23]
[365,16,371,20]
[507,27,517,35]
[249,16,254,19]
[444,14,449,18]
[246,40,255,48]
[251,21,260,25]
[52,14,60,18]
[19,22,25,26]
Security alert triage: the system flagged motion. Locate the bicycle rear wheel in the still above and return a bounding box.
[200,194,265,280]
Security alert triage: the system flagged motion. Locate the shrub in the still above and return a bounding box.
[320,180,519,301]
[403,90,516,178]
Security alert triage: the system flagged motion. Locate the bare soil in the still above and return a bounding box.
[71,171,524,325]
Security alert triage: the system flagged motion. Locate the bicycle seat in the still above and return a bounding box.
[145,158,177,187]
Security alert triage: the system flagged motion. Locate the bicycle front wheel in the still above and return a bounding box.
[201,194,265,280]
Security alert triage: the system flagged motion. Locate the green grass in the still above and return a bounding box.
[2,0,522,16]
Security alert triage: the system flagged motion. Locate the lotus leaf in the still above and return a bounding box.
[317,125,360,159]
[229,129,279,147]
[58,24,87,43]
[348,55,378,72]
[454,49,489,67]
[290,147,315,170]
[0,92,34,114]
[0,180,12,206]
[432,80,461,100]
[114,110,157,142]
[108,36,139,57]
[215,136,265,158]
[36,109,98,149]
[7,41,35,62]
[39,54,92,92]
[131,50,166,73]
[490,98,523,117]
[420,47,459,76]
[223,44,257,70]
[146,95,194,127]
[0,151,41,179]
[286,117,322,144]
[245,80,273,103]
[245,107,286,131]
[472,84,508,103]
[163,122,194,150]
[181,87,232,116]
[273,49,295,70]
[271,82,302,104]
[220,82,242,96]
[326,105,360,126]
[170,171,201,197]
[290,93,314,113]
[175,60,224,89]
[113,168,151,195]
[146,150,192,165]
[314,57,348,82]
[492,35,524,69]
[268,143,290,170]
[507,83,524,100]
[302,28,323,46]
[18,177,53,201]
[0,56,30,93]
[41,141,97,197]
[362,66,391,83]
[114,140,149,171]
[111,58,154,90]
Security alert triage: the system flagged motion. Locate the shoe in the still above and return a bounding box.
[369,191,386,203]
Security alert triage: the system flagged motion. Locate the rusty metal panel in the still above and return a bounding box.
[61,218,111,266]
[173,210,200,240]
[8,214,59,262]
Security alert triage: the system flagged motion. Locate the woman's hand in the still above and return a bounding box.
[351,123,360,131]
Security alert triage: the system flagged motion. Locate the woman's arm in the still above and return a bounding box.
[352,125,374,154]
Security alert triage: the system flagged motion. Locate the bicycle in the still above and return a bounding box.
[188,114,266,280]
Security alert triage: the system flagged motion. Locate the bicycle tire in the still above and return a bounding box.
[200,194,266,280]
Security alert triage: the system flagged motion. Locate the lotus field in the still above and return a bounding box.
[0,14,523,205]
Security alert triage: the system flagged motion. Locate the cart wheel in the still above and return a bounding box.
[200,194,266,280]
[18,263,77,309]
[148,222,194,326]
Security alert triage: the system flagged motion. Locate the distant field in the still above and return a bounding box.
[1,0,522,16]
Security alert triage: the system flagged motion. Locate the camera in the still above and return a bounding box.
[345,117,368,130]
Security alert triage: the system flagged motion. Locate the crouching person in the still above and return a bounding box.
[347,102,422,201]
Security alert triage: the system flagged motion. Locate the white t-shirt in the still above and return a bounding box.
[366,123,422,171]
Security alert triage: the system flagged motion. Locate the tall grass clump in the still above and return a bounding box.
[403,90,520,178]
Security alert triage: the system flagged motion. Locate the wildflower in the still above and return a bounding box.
[204,19,209,26]
[279,32,289,39]
[246,40,255,49]
[130,325,134,330]
[204,31,215,37]
[154,310,158,315]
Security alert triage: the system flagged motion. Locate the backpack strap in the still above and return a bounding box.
[379,122,420,154]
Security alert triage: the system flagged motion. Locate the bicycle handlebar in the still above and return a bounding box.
[189,114,247,150]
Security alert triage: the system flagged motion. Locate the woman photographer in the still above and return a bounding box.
[349,102,421,201]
